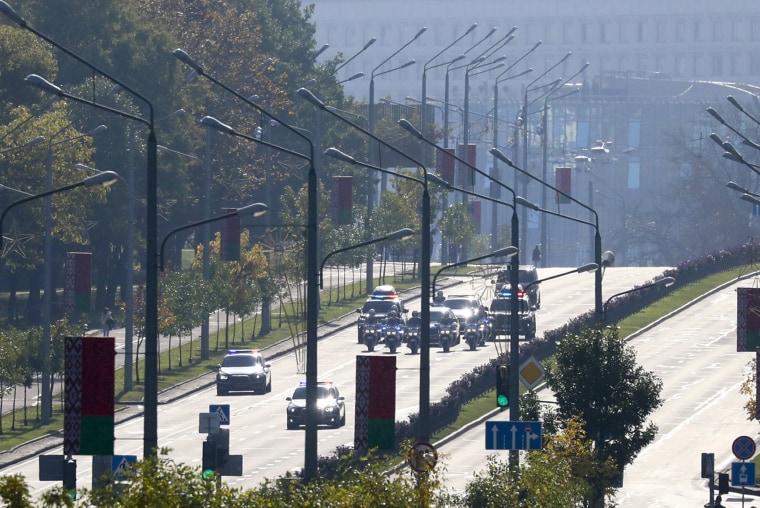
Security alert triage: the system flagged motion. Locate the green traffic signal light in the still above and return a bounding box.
[496,364,509,408]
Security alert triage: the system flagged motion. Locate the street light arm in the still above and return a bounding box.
[706,107,760,151]
[727,95,760,130]
[159,203,268,270]
[523,263,599,292]
[201,116,310,163]
[425,23,478,72]
[0,171,120,247]
[371,27,427,77]
[432,246,517,295]
[335,37,376,73]
[319,228,415,288]
[603,277,675,325]
[496,41,542,82]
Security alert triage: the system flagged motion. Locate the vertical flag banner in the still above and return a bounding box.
[737,288,760,351]
[555,167,572,204]
[331,176,353,225]
[355,355,396,454]
[221,209,241,262]
[438,148,456,183]
[64,252,91,315]
[467,200,482,234]
[64,336,114,456]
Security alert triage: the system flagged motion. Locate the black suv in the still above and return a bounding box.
[355,285,406,342]
[497,264,541,309]
[286,381,346,429]
[216,349,272,395]
[487,288,536,339]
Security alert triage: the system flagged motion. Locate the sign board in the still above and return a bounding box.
[519,356,546,390]
[732,435,756,460]
[485,421,543,450]
[406,442,438,473]
[112,455,137,481]
[209,404,231,426]
[199,412,221,434]
[732,462,756,487]
[39,455,64,481]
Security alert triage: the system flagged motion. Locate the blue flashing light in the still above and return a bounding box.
[227,349,259,354]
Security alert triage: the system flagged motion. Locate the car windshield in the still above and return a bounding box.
[444,299,475,309]
[519,269,537,283]
[221,355,259,368]
[490,299,529,312]
[362,300,396,313]
[291,386,332,400]
[430,310,448,322]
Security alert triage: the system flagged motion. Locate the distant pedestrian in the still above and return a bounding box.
[101,307,114,336]
[532,244,541,265]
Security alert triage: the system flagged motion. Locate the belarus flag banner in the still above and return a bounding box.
[64,336,115,456]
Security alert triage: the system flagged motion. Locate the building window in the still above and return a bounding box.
[581,23,588,44]
[600,23,607,44]
[675,20,685,43]
[627,162,640,189]
[576,121,590,149]
[628,121,641,148]
[713,20,724,42]
[637,21,644,43]
[712,55,724,76]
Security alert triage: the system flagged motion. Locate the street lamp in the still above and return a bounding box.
[1,171,120,243]
[366,26,427,292]
[320,228,415,288]
[318,140,431,442]
[3,0,160,456]
[159,203,268,271]
[603,276,675,326]
[335,37,377,74]
[432,246,517,296]
[491,147,605,323]
[522,262,599,294]
[174,48,320,479]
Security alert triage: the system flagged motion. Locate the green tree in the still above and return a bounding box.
[546,325,663,506]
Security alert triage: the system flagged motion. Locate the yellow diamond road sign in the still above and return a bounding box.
[519,356,545,390]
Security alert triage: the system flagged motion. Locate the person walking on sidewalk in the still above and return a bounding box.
[101,307,114,336]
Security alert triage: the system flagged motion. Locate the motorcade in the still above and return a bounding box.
[487,287,536,339]
[355,285,407,343]
[286,381,346,429]
[216,349,272,395]
[429,306,461,351]
[496,264,541,309]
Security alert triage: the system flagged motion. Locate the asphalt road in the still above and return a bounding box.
[0,266,671,499]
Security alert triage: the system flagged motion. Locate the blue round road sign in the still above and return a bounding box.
[732,435,756,460]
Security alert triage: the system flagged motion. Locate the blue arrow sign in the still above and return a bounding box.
[485,421,542,450]
[732,462,756,486]
[209,404,231,425]
[112,455,137,481]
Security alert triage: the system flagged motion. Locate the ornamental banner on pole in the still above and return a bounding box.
[354,355,396,454]
[64,252,91,315]
[64,336,114,456]
[736,287,760,351]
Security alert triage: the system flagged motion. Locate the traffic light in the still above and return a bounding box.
[215,428,230,471]
[202,439,216,479]
[63,458,77,499]
[496,364,509,408]
[718,472,729,494]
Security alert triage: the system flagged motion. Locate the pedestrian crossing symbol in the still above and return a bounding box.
[209,404,231,425]
[112,455,137,481]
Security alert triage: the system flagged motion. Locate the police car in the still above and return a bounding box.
[286,381,346,429]
[355,285,407,342]
[216,349,272,395]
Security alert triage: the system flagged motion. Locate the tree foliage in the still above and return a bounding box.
[546,325,663,504]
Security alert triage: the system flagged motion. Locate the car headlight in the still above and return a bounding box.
[324,406,335,413]
[218,374,228,380]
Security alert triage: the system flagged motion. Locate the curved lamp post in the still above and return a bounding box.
[320,143,432,442]
[174,48,320,479]
[0,171,120,243]
[159,203,268,271]
[432,246,517,296]
[491,147,605,324]
[603,276,675,326]
[3,1,160,446]
[320,228,415,289]
[522,262,599,294]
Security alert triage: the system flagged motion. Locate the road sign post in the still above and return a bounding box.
[485,421,543,451]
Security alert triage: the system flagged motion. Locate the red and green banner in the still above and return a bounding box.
[737,288,760,351]
[555,167,572,204]
[64,252,91,315]
[221,210,241,262]
[64,336,114,456]
[354,355,396,454]
[437,148,456,183]
[331,176,353,225]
